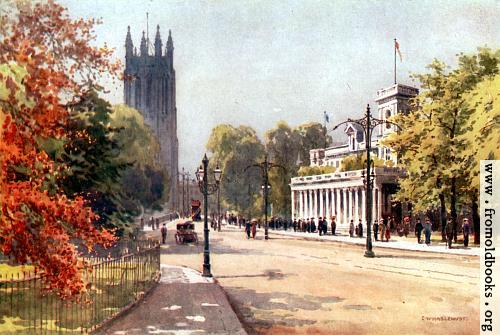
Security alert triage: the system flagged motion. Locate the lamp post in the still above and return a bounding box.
[195,154,222,277]
[245,154,285,240]
[216,164,222,231]
[332,104,397,258]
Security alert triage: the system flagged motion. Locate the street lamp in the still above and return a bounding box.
[332,104,398,258]
[215,163,222,231]
[195,154,222,277]
[245,154,285,240]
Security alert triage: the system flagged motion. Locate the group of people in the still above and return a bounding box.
[140,216,161,230]
[413,216,471,248]
[291,217,334,235]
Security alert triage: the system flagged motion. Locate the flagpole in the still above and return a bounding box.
[394,38,397,84]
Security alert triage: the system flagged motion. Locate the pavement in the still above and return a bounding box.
[97,219,247,335]
[224,224,480,256]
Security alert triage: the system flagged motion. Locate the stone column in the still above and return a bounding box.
[342,188,348,225]
[319,189,324,218]
[325,189,330,219]
[377,187,383,222]
[354,188,359,223]
[306,190,310,218]
[291,190,296,219]
[347,188,353,223]
[361,188,366,224]
[312,189,316,218]
[336,188,341,223]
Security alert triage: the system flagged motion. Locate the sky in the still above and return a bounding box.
[58,0,499,173]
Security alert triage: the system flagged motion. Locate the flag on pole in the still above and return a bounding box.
[324,111,330,123]
[395,39,402,61]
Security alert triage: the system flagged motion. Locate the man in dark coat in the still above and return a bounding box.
[358,219,363,238]
[415,218,423,244]
[331,217,336,235]
[373,220,379,241]
[160,224,167,244]
[318,217,323,236]
[311,218,316,233]
[349,220,354,237]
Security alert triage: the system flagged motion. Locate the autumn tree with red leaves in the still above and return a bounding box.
[0,0,119,297]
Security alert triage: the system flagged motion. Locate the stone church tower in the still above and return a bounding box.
[123,25,178,210]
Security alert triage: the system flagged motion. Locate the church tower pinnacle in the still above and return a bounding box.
[154,25,162,57]
[140,31,148,56]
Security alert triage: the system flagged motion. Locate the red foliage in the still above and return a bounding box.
[0,0,119,297]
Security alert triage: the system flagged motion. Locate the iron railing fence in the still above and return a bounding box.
[0,241,160,334]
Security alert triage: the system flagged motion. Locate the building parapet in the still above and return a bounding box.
[291,166,405,186]
[375,83,419,102]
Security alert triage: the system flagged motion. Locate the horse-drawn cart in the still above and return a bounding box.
[175,221,198,244]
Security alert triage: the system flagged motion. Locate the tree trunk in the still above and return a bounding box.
[472,196,480,244]
[451,177,458,243]
[439,193,447,241]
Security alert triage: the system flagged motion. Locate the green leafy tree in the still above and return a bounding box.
[296,122,333,166]
[53,92,131,233]
[266,121,301,217]
[206,125,264,217]
[298,166,336,176]
[339,154,390,172]
[110,104,168,213]
[384,48,499,243]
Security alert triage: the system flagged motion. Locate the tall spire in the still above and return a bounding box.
[125,26,133,57]
[154,24,162,57]
[140,30,148,56]
[166,29,174,68]
[167,29,174,51]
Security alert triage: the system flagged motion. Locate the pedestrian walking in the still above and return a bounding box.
[373,220,379,241]
[150,216,155,230]
[358,219,363,238]
[403,216,410,237]
[349,220,354,237]
[293,218,297,232]
[380,218,386,242]
[245,219,251,239]
[306,218,311,233]
[331,217,336,235]
[385,218,391,241]
[322,218,328,235]
[445,217,454,249]
[251,220,257,238]
[462,218,470,247]
[318,217,323,236]
[415,218,423,244]
[424,217,432,245]
[160,224,167,244]
[311,218,316,233]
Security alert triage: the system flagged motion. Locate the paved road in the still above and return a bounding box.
[160,222,479,335]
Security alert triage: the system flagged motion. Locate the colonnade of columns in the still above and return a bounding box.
[291,186,382,226]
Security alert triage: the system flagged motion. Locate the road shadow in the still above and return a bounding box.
[374,254,448,261]
[218,269,295,281]
[224,286,344,332]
